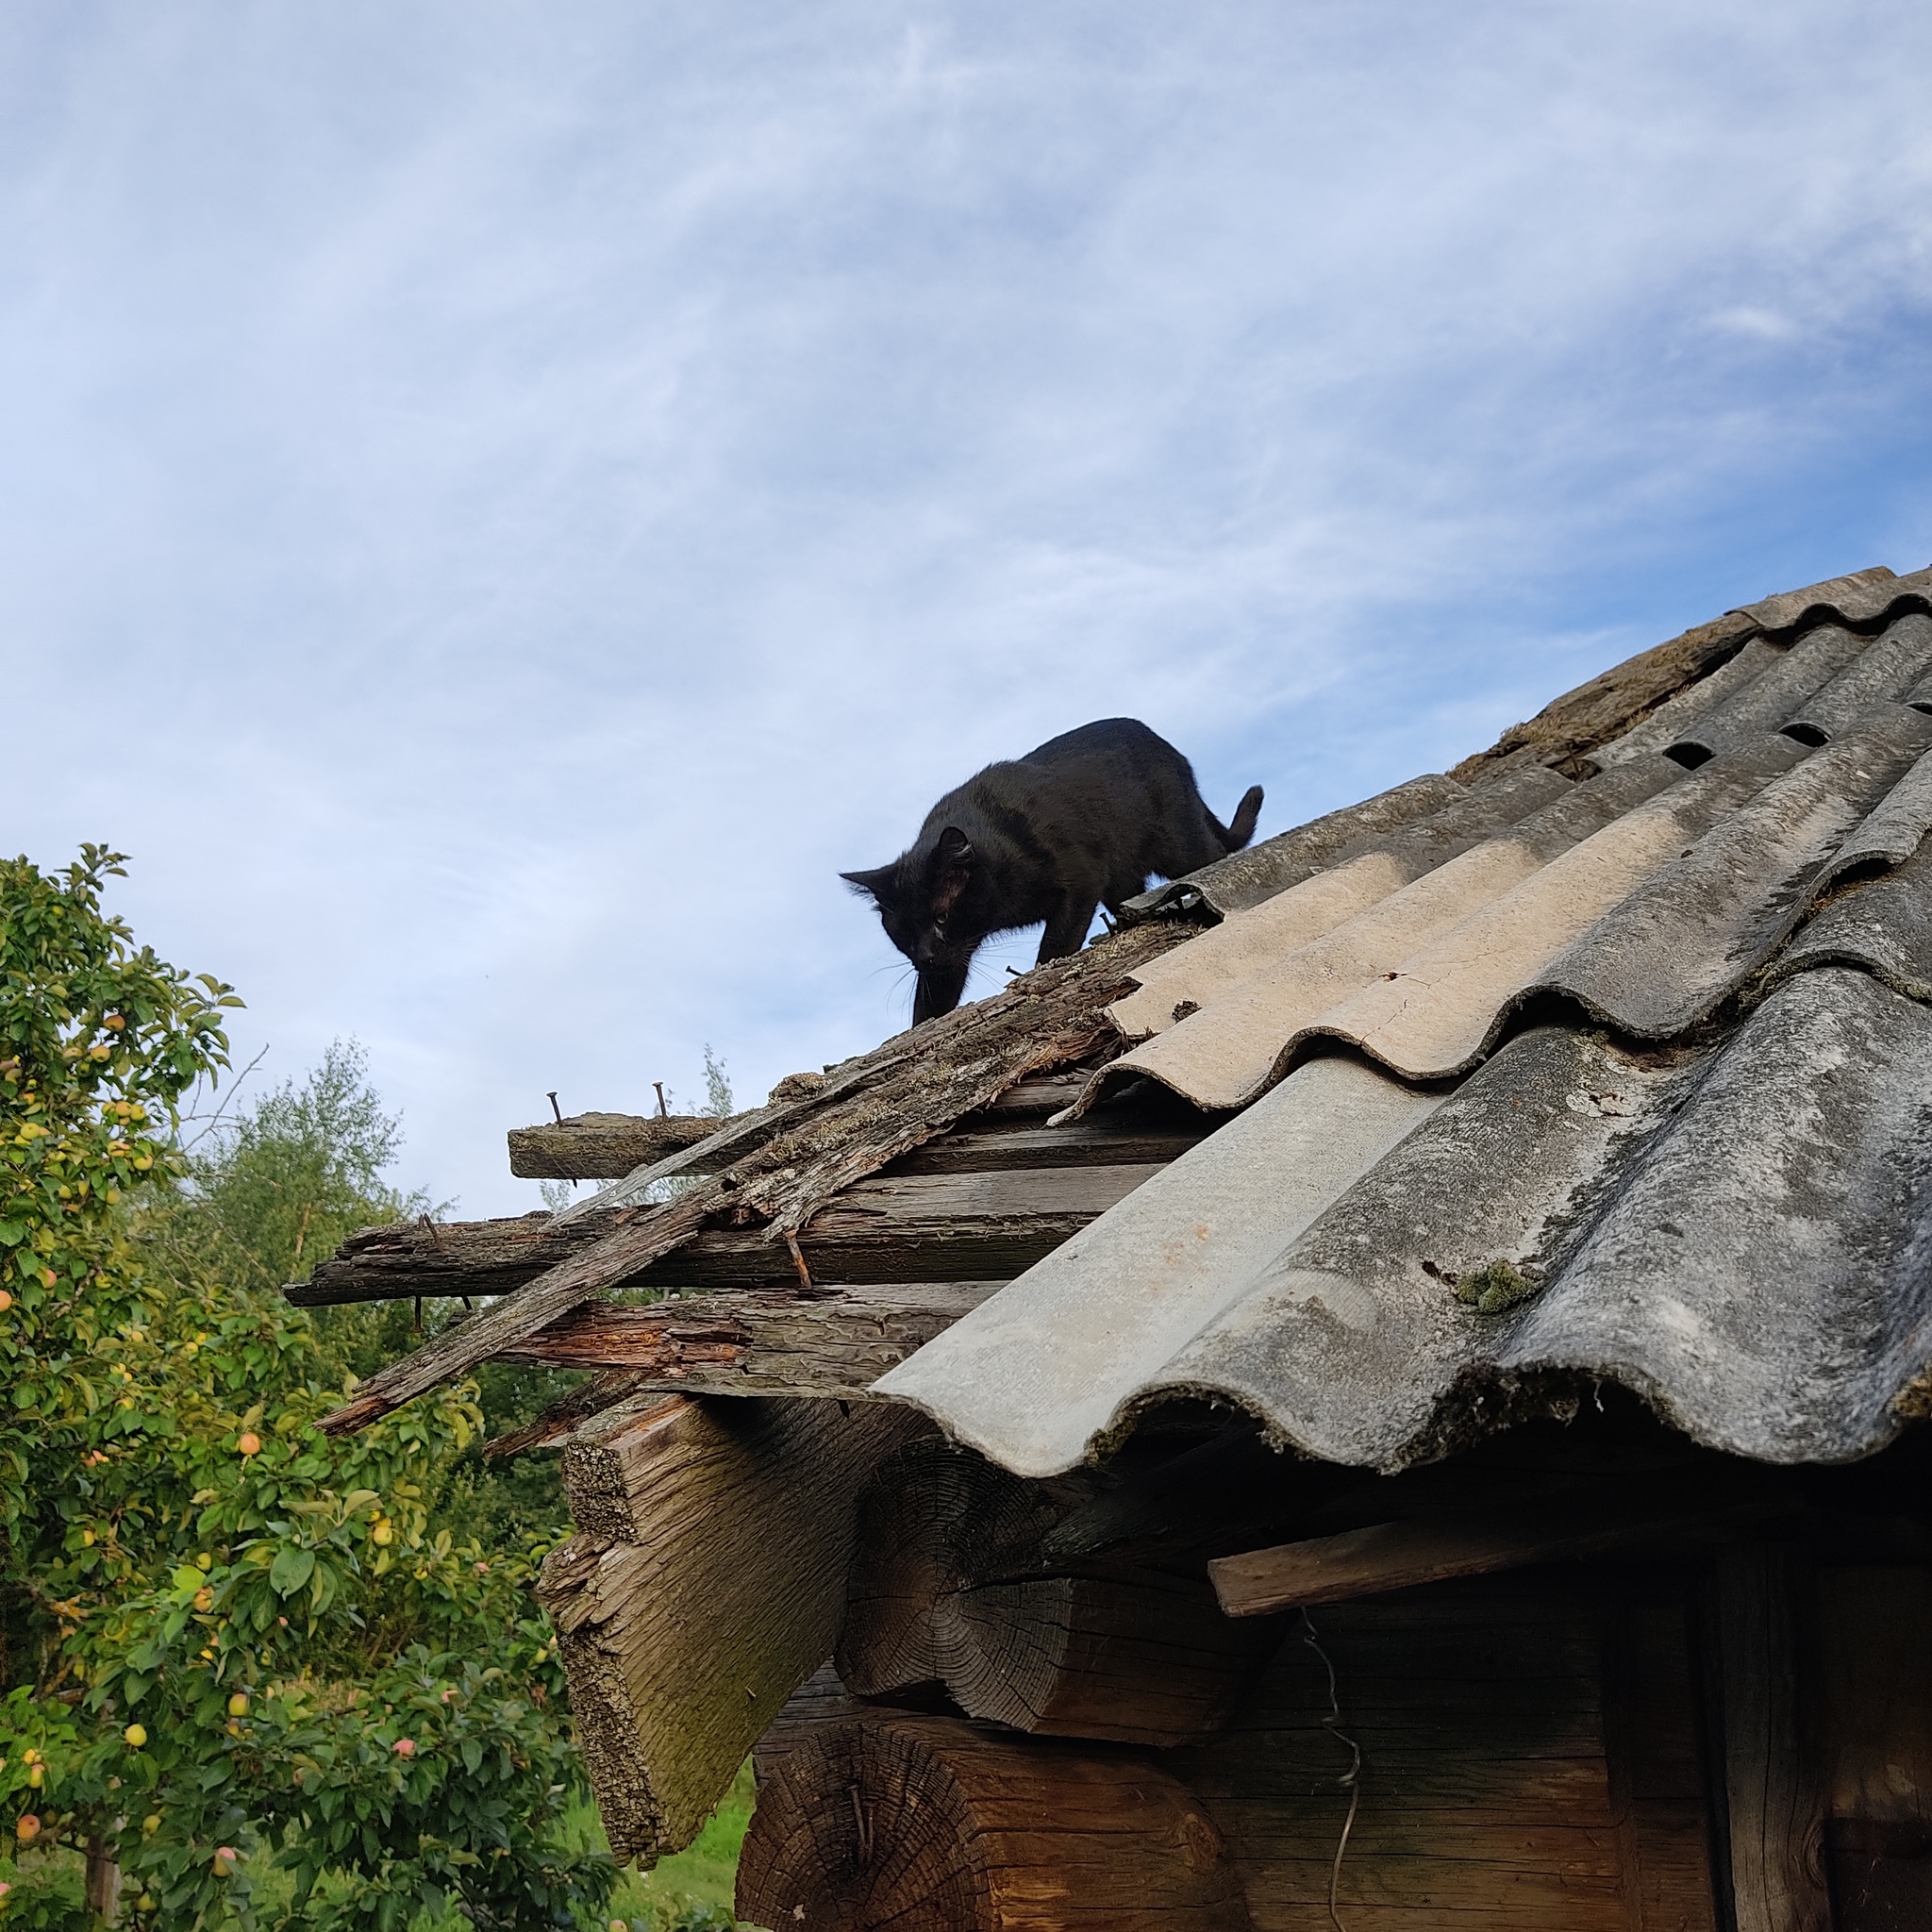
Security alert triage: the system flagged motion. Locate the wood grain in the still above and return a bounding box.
[536,1392,927,1860]
[498,1280,1001,1396]
[1208,1484,1771,1617]
[507,1111,736,1179]
[1709,1547,1831,1932]
[294,1164,1160,1307]
[736,1710,1254,1931]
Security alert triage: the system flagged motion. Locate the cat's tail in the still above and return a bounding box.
[1214,784,1264,853]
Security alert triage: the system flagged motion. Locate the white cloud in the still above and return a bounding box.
[6,0,1932,1213]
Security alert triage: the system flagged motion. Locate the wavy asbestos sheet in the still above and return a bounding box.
[1667,623,1870,762]
[1786,613,1932,742]
[1818,741,1932,884]
[1120,771,1467,921]
[1778,843,1932,1003]
[871,1055,1442,1478]
[1103,756,1684,1110]
[1290,737,1807,1081]
[1108,764,1572,1043]
[1505,968,1932,1464]
[1591,637,1783,769]
[1530,708,1932,1038]
[1734,562,1932,634]
[882,971,1932,1478]
[885,1026,1689,1475]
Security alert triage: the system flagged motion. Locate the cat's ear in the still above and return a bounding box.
[841,866,893,901]
[930,826,974,917]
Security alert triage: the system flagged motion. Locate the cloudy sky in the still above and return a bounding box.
[8,2,1932,1216]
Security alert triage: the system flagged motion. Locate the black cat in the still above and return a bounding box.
[842,718,1263,1024]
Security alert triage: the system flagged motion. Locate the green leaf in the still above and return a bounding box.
[269,1546,316,1596]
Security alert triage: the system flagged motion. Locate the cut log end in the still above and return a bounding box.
[839,1439,1283,1747]
[736,1713,1251,1932]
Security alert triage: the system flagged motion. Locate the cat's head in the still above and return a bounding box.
[841,825,978,971]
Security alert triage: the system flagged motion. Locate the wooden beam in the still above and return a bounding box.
[314,1191,715,1433]
[293,1164,1162,1307]
[314,923,1185,1434]
[888,1121,1207,1174]
[507,1111,736,1180]
[536,1392,927,1862]
[735,1709,1252,1931]
[496,1281,1001,1396]
[1708,1547,1831,1932]
[1208,1486,1775,1617]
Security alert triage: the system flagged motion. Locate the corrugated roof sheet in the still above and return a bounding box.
[878,575,1932,1476]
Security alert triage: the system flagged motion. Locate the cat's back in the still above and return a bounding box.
[1016,717,1176,773]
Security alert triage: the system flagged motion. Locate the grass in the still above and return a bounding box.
[598,1758,756,1930]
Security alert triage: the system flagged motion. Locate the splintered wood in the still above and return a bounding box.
[535,1392,926,1861]
[314,922,1187,1434]
[496,1281,1000,1397]
[293,1165,1162,1307]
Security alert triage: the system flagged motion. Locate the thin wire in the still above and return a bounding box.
[1300,1609,1361,1932]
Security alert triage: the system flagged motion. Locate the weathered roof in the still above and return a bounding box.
[878,571,1932,1476]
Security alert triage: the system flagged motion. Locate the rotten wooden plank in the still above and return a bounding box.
[315,923,1185,1433]
[886,1121,1208,1174]
[508,1110,738,1180]
[294,1164,1163,1307]
[496,1280,1001,1396]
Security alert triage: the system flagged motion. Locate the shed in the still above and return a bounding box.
[301,563,1932,1931]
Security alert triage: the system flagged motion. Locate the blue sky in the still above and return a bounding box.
[8,2,1932,1215]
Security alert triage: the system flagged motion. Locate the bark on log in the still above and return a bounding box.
[535,1392,928,1860]
[508,1111,738,1180]
[735,1710,1254,1931]
[498,1281,1000,1396]
[839,1440,1284,1747]
[294,1165,1161,1307]
[316,923,1186,1433]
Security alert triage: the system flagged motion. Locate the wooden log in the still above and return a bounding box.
[734,1710,1253,1931]
[839,1440,1284,1747]
[1168,1574,1661,1930]
[942,1573,1286,1746]
[1812,1565,1932,1929]
[886,1121,1208,1174]
[1602,1586,1723,1932]
[535,1392,928,1861]
[839,1440,1102,1700]
[507,1110,737,1180]
[316,922,1184,1434]
[1208,1482,1777,1617]
[293,1164,1161,1307]
[496,1281,1001,1396]
[1707,1547,1831,1932]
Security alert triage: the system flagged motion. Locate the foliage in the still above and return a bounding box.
[0,849,613,1930]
